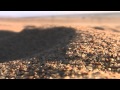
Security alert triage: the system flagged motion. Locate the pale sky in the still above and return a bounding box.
[0,11,120,17]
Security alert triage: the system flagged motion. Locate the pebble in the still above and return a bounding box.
[108,68,111,71]
[64,76,70,79]
[86,66,93,71]
[81,54,86,58]
[28,76,34,79]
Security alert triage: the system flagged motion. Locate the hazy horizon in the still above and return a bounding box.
[0,11,120,17]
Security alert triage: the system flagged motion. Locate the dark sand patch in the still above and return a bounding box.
[0,26,76,62]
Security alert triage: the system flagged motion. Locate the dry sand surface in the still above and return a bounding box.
[0,17,120,79]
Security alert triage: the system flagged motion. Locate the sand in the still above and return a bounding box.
[0,16,120,79]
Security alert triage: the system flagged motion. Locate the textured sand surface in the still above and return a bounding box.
[0,17,120,79]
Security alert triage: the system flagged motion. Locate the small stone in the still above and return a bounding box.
[86,66,93,71]
[34,75,40,78]
[117,57,120,61]
[28,76,34,79]
[110,58,115,63]
[113,53,117,57]
[68,48,72,50]
[97,65,102,69]
[10,77,15,79]
[71,74,75,78]
[94,77,101,79]
[81,72,88,75]
[2,65,5,68]
[81,54,86,58]
[49,77,53,79]
[64,76,70,79]
[108,68,111,71]
[101,58,105,62]
[117,68,120,72]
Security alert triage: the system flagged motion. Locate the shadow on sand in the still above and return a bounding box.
[93,26,120,33]
[93,26,105,30]
[0,26,76,63]
[111,29,120,33]
[0,30,17,40]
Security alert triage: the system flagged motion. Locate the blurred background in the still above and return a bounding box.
[0,11,120,17]
[0,11,120,32]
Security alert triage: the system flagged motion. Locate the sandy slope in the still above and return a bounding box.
[0,17,120,79]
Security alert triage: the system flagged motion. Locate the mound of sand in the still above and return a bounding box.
[0,25,120,79]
